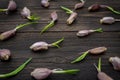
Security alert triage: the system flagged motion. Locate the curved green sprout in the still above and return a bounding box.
[71,51,89,63]
[0,58,32,78]
[28,15,40,21]
[61,6,73,14]
[107,6,120,15]
[15,22,38,30]
[50,37,64,48]
[52,69,80,74]
[94,28,103,33]
[40,20,54,34]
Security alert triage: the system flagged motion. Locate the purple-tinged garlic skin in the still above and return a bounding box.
[0,49,11,61]
[97,72,113,80]
[51,11,58,21]
[88,4,101,12]
[67,12,78,24]
[89,47,107,54]
[74,2,85,10]
[21,7,31,19]
[31,68,52,80]
[7,0,17,11]
[30,42,49,51]
[0,29,16,41]
[100,17,115,24]
[109,57,120,71]
[41,0,50,8]
[76,30,95,37]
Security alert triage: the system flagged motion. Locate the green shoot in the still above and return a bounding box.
[15,22,38,30]
[40,20,54,34]
[0,9,8,12]
[94,28,103,32]
[52,69,80,74]
[71,51,89,63]
[50,37,64,48]
[107,6,120,15]
[61,6,73,14]
[0,58,32,78]
[27,15,40,21]
[94,58,101,72]
[98,58,101,72]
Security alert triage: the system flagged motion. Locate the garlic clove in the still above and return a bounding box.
[51,11,58,21]
[21,7,31,19]
[89,47,107,54]
[88,4,101,12]
[67,12,77,24]
[0,49,11,61]
[100,17,115,24]
[0,29,16,41]
[31,68,52,80]
[109,57,120,70]
[41,0,50,8]
[30,42,49,51]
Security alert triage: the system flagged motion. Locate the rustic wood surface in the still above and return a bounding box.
[0,0,120,80]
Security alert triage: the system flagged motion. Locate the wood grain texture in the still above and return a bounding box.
[0,0,120,80]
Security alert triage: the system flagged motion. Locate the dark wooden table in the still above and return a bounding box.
[0,0,120,80]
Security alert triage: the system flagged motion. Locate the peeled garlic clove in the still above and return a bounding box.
[89,47,107,54]
[7,0,17,11]
[76,30,94,37]
[0,29,16,41]
[30,42,49,51]
[51,11,58,21]
[88,4,101,12]
[41,0,50,8]
[67,12,78,24]
[31,68,52,80]
[109,57,120,70]
[0,49,11,61]
[21,7,31,19]
[74,2,85,10]
[98,72,113,80]
[100,17,115,24]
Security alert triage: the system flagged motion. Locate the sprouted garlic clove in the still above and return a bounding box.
[89,47,107,54]
[109,57,120,71]
[31,68,80,80]
[77,28,103,37]
[94,58,113,80]
[30,38,64,51]
[41,0,50,8]
[0,49,11,61]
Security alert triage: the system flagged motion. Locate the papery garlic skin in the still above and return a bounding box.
[31,68,52,80]
[30,42,49,51]
[100,17,115,24]
[109,57,120,70]
[0,49,11,61]
[74,2,85,10]
[89,47,107,54]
